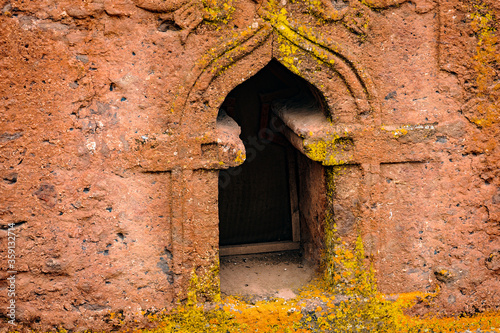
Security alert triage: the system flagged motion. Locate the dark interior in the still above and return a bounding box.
[218,59,321,247]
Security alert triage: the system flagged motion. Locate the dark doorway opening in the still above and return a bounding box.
[218,59,327,256]
[218,135,293,246]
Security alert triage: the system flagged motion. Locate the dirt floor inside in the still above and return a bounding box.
[219,251,318,302]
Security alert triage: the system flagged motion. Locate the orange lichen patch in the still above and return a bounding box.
[140,304,239,333]
[9,164,500,333]
[469,1,500,128]
[234,150,245,164]
[136,284,500,333]
[223,297,308,333]
[390,310,500,332]
[6,284,500,332]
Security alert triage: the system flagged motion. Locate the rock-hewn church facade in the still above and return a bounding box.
[0,0,499,330]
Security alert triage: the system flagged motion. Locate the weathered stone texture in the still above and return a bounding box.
[0,0,498,330]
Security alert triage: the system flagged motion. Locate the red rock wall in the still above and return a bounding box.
[297,153,327,263]
[0,0,499,329]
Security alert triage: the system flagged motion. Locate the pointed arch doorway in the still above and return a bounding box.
[218,59,328,257]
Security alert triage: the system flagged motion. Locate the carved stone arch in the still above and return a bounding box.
[172,15,381,167]
[174,19,380,129]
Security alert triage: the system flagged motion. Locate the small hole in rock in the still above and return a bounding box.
[3,173,17,184]
[158,20,182,32]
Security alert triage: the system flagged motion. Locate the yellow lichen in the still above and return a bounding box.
[202,0,235,24]
[189,261,222,305]
[392,128,408,138]
[127,168,500,332]
[469,1,500,128]
[9,246,500,332]
[304,136,352,165]
[234,150,245,164]
[323,167,376,297]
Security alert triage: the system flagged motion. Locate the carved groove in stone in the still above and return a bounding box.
[271,16,379,115]
[306,0,350,21]
[362,0,408,9]
[131,0,190,13]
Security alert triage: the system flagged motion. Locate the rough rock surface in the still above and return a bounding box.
[0,0,498,330]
